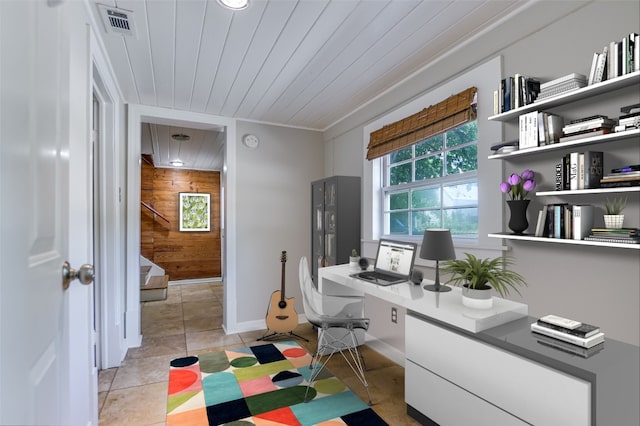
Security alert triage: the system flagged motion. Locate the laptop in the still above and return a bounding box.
[350,239,417,286]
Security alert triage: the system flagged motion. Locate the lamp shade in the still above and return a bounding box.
[420,229,455,261]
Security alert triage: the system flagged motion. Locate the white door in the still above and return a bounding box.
[0,1,96,425]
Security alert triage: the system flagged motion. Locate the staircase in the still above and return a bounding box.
[140,257,169,302]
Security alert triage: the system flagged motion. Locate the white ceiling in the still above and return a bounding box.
[88,0,528,169]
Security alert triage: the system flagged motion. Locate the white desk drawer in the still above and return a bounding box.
[406,315,590,426]
[406,360,527,426]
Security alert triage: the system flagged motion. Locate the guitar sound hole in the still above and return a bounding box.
[278,300,287,309]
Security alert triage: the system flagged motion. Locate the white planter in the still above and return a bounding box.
[603,214,624,229]
[462,284,493,309]
[349,256,360,268]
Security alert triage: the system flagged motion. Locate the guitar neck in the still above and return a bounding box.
[280,251,287,301]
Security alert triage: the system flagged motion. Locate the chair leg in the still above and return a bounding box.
[304,327,371,405]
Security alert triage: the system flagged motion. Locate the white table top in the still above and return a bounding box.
[318,264,528,333]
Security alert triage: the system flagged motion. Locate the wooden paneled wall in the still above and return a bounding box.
[141,158,221,280]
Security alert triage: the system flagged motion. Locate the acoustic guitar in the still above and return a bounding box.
[265,251,298,334]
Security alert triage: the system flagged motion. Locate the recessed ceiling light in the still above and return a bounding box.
[171,133,190,141]
[217,0,248,10]
[170,160,184,167]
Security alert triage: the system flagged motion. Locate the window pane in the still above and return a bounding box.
[389,146,412,164]
[443,208,478,237]
[412,188,440,209]
[446,121,478,148]
[443,182,478,207]
[390,163,411,185]
[389,212,409,235]
[446,144,477,175]
[389,192,409,210]
[415,154,443,181]
[412,211,441,234]
[415,134,443,156]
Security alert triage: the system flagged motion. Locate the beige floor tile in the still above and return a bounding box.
[183,315,222,333]
[185,328,243,352]
[110,354,177,390]
[99,382,167,425]
[98,367,117,392]
[126,334,187,360]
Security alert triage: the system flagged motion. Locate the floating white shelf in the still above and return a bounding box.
[536,187,640,196]
[488,232,640,250]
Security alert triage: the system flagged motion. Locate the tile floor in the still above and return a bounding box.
[98,282,421,425]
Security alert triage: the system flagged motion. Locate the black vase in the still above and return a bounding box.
[507,199,530,234]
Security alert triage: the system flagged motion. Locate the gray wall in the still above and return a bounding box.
[323,1,640,346]
[235,121,324,324]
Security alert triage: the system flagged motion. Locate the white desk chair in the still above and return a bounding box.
[298,256,371,405]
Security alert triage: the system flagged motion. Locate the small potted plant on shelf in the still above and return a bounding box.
[441,253,527,309]
[603,196,626,229]
[349,249,360,268]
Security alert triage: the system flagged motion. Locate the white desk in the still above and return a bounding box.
[318,264,639,426]
[318,264,528,333]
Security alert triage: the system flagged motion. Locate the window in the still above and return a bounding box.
[382,120,478,238]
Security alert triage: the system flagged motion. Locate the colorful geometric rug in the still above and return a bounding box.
[166,340,388,425]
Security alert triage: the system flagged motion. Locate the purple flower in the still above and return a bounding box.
[500,170,537,200]
[521,169,535,180]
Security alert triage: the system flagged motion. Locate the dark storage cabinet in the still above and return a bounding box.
[311,176,361,284]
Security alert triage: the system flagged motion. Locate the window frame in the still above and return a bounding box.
[381,121,479,239]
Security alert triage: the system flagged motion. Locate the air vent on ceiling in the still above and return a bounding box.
[98,4,138,38]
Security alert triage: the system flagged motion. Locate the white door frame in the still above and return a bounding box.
[125,105,239,348]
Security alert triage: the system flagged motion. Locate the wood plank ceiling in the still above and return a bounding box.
[88,0,525,170]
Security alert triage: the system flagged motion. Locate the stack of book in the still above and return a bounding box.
[559,115,615,142]
[535,73,586,101]
[534,204,594,240]
[584,228,640,244]
[495,74,541,113]
[556,151,603,190]
[614,104,640,132]
[600,164,640,188]
[531,314,604,351]
[587,32,639,85]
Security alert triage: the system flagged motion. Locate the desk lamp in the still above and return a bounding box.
[420,229,455,292]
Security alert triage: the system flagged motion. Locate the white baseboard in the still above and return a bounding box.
[364,333,406,366]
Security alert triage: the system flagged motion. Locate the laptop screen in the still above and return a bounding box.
[374,239,417,278]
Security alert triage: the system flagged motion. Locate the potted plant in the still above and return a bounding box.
[603,196,626,229]
[349,249,360,268]
[441,253,527,309]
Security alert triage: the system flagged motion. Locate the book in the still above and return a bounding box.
[572,205,594,240]
[611,165,640,173]
[587,52,599,85]
[600,175,640,183]
[593,45,608,83]
[534,206,548,237]
[569,152,579,190]
[563,117,614,134]
[558,128,611,143]
[537,315,600,338]
[584,236,640,244]
[535,333,604,358]
[530,322,605,348]
[600,179,640,188]
[583,151,603,189]
[540,73,587,90]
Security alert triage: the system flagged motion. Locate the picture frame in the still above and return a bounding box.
[179,193,211,232]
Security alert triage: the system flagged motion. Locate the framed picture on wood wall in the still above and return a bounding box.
[179,193,210,232]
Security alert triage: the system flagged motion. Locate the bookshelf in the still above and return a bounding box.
[488,232,640,250]
[488,71,640,122]
[489,71,639,249]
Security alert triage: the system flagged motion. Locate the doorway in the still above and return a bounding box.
[125,106,240,346]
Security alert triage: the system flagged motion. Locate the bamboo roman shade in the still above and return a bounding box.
[367,86,477,160]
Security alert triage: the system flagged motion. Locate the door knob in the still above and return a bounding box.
[62,261,94,290]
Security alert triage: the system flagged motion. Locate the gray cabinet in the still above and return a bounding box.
[311,176,360,284]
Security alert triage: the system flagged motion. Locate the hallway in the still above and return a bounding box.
[98,282,419,425]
